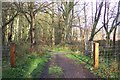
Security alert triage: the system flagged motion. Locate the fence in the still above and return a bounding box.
[87,41,120,78]
[99,45,119,78]
[66,40,119,78]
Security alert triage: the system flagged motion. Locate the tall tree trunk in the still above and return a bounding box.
[113,27,117,53]
[61,26,66,46]
[15,15,19,41]
[51,1,55,46]
[67,3,74,42]
[18,15,22,40]
[89,23,96,41]
[55,14,62,45]
[61,18,68,45]
[65,19,69,41]
[8,21,13,43]
[30,12,36,52]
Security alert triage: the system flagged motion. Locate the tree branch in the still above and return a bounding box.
[94,26,104,35]
[34,2,54,14]
[2,12,18,28]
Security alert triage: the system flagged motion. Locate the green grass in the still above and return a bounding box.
[48,65,63,77]
[66,53,93,65]
[31,53,51,78]
[2,52,51,78]
[52,46,73,53]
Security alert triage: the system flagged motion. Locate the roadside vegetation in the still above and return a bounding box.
[65,50,119,78]
[2,42,51,78]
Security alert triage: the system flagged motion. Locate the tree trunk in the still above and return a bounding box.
[8,21,13,43]
[52,27,55,46]
[89,1,103,41]
[113,27,117,53]
[55,14,62,45]
[106,33,110,46]
[61,27,66,45]
[89,21,98,41]
[30,12,36,52]
[18,15,22,40]
[51,2,55,46]
[67,4,74,42]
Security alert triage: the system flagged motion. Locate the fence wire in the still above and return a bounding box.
[87,41,120,78]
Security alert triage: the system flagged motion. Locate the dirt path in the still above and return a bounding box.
[40,53,97,78]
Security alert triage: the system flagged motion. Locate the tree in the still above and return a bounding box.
[111,1,120,48]
[58,1,76,45]
[102,0,120,46]
[89,0,104,41]
[2,2,19,44]
[49,1,55,46]
[14,2,53,52]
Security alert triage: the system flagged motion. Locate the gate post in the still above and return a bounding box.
[10,42,16,67]
[93,42,99,69]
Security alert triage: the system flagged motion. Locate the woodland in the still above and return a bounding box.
[2,0,120,78]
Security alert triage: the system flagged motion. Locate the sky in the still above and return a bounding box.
[73,0,119,34]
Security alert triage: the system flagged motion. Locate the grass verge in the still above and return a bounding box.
[2,52,51,78]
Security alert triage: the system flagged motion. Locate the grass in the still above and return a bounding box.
[51,46,73,53]
[2,52,51,78]
[65,53,119,78]
[48,65,63,78]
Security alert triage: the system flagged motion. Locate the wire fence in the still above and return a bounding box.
[87,41,120,78]
[67,40,120,78]
[99,45,119,78]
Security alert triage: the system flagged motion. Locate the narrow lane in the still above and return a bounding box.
[40,53,97,78]
[56,54,97,78]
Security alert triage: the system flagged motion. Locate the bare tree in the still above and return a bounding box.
[103,0,120,46]
[112,1,120,48]
[58,1,77,45]
[89,0,104,41]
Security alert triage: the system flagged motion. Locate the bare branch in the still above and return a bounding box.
[2,12,18,28]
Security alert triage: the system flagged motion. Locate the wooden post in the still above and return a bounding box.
[10,42,16,67]
[93,42,99,69]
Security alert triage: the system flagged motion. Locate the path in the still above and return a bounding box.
[40,53,97,78]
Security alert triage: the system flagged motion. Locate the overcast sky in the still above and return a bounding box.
[73,0,119,34]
